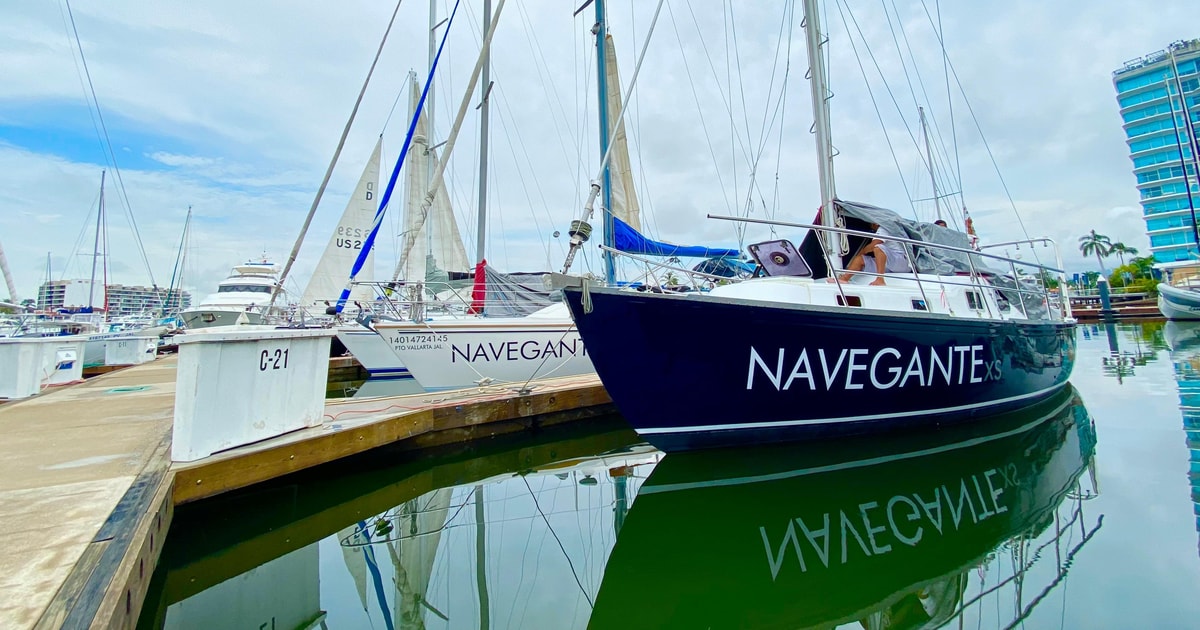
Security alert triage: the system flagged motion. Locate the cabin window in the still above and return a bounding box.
[966,291,985,310]
[911,298,928,311]
[836,294,863,307]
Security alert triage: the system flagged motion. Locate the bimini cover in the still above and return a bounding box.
[801,199,1048,319]
[613,217,740,259]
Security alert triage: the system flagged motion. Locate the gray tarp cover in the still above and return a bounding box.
[483,266,555,317]
[834,200,1050,319]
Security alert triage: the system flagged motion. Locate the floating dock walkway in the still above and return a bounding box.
[0,356,611,629]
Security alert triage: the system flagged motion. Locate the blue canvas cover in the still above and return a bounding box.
[613,216,739,258]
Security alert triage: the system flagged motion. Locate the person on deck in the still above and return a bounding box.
[934,219,947,227]
[827,223,912,286]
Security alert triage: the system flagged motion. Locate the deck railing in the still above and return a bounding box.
[699,215,1073,322]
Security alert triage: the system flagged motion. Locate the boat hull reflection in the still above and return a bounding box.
[590,386,1098,629]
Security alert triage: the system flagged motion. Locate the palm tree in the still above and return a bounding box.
[1109,242,1139,267]
[1079,230,1113,272]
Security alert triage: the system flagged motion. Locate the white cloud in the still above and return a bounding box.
[147,152,216,168]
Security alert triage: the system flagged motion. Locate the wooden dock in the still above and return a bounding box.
[1072,304,1163,321]
[0,356,612,629]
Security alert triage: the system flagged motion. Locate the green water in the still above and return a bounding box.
[140,321,1200,629]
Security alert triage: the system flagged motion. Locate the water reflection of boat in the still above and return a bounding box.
[141,418,649,629]
[1164,320,1200,555]
[590,386,1100,629]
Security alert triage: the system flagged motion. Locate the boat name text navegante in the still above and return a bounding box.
[746,344,1001,392]
[451,337,587,363]
[759,463,1017,580]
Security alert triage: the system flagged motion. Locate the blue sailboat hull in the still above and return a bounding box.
[563,286,1076,451]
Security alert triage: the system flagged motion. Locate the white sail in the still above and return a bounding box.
[337,525,371,612]
[389,489,453,628]
[397,75,471,285]
[0,237,17,304]
[300,139,382,308]
[603,34,642,232]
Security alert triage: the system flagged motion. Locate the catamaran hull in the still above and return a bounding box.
[1158,283,1200,320]
[181,308,266,330]
[335,327,412,381]
[563,287,1075,451]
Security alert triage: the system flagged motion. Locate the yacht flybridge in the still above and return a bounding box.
[181,259,285,330]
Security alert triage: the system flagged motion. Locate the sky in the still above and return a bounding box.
[0,0,1193,304]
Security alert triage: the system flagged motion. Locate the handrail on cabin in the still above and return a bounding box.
[706,214,1066,274]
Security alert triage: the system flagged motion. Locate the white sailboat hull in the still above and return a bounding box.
[375,304,594,390]
[1158,283,1200,320]
[335,326,411,380]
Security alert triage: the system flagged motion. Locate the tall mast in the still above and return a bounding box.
[594,0,616,285]
[919,106,943,221]
[427,0,439,260]
[88,170,106,310]
[475,0,492,264]
[800,0,838,270]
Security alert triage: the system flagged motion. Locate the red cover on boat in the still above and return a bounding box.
[470,259,486,314]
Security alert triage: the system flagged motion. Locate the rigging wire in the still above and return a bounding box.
[937,0,966,211]
[881,0,964,215]
[768,0,797,234]
[665,2,734,217]
[682,1,752,166]
[61,0,157,290]
[522,476,595,608]
[273,0,407,306]
[916,0,1039,252]
[831,0,918,216]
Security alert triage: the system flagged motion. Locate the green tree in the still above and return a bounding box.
[1109,242,1139,267]
[1130,255,1156,278]
[1078,230,1113,272]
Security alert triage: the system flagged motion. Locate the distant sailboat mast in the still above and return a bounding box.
[88,170,107,311]
[918,106,944,222]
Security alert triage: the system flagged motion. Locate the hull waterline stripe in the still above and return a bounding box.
[639,383,1066,435]
[641,395,1074,496]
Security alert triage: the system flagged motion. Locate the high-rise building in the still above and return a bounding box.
[1113,39,1200,276]
[36,280,191,316]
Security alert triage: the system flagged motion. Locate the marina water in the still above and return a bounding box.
[140,321,1200,628]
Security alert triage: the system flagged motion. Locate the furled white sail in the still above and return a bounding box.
[603,34,642,232]
[397,74,471,285]
[301,139,382,308]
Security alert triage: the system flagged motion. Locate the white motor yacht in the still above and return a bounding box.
[181,259,286,330]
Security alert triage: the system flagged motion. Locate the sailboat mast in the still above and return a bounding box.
[800,0,839,270]
[88,170,106,310]
[475,0,492,264]
[919,106,943,221]
[594,0,616,285]
[427,0,439,261]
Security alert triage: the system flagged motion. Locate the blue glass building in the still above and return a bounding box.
[1113,39,1200,274]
